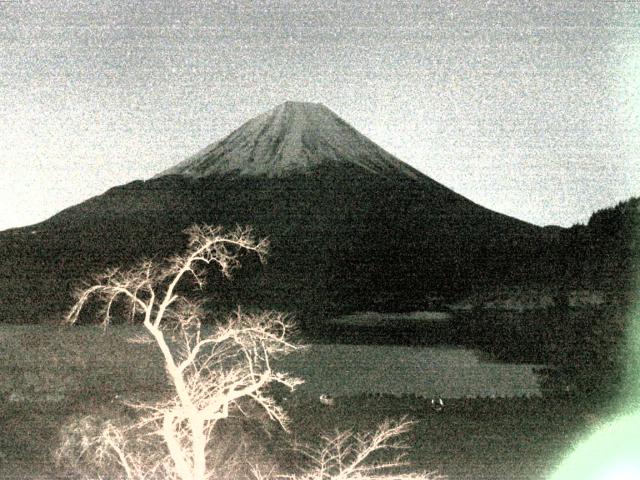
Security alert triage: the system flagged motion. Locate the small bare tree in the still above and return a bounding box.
[288,419,444,480]
[63,225,302,480]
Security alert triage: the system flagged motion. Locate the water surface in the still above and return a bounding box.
[276,344,543,399]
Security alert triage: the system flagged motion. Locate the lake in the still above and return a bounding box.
[0,323,544,403]
[287,310,567,399]
[295,306,626,400]
[276,344,543,399]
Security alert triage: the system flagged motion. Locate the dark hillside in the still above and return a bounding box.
[0,164,544,324]
[549,197,639,297]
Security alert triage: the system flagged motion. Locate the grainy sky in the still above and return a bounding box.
[0,0,638,230]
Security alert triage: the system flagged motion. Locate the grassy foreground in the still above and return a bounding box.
[0,324,607,479]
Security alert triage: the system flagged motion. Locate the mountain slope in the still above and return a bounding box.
[0,102,547,324]
[156,101,424,180]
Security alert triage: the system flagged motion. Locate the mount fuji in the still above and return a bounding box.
[0,102,547,324]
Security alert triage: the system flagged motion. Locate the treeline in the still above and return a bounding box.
[538,197,639,298]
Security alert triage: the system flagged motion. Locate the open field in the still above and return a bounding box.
[0,323,615,479]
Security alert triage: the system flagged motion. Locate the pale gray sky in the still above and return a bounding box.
[0,0,638,230]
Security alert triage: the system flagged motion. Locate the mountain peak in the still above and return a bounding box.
[275,100,328,111]
[155,102,423,180]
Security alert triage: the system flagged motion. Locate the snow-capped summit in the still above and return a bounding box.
[155,101,422,179]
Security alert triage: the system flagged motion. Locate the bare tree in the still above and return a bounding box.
[288,418,444,480]
[63,225,302,480]
[59,224,444,480]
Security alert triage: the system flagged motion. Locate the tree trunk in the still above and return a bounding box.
[163,413,194,480]
[190,415,207,480]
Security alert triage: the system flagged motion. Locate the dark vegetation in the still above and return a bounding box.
[541,197,640,296]
[4,169,636,326]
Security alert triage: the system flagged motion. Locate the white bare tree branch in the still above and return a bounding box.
[291,418,444,480]
[64,225,301,480]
